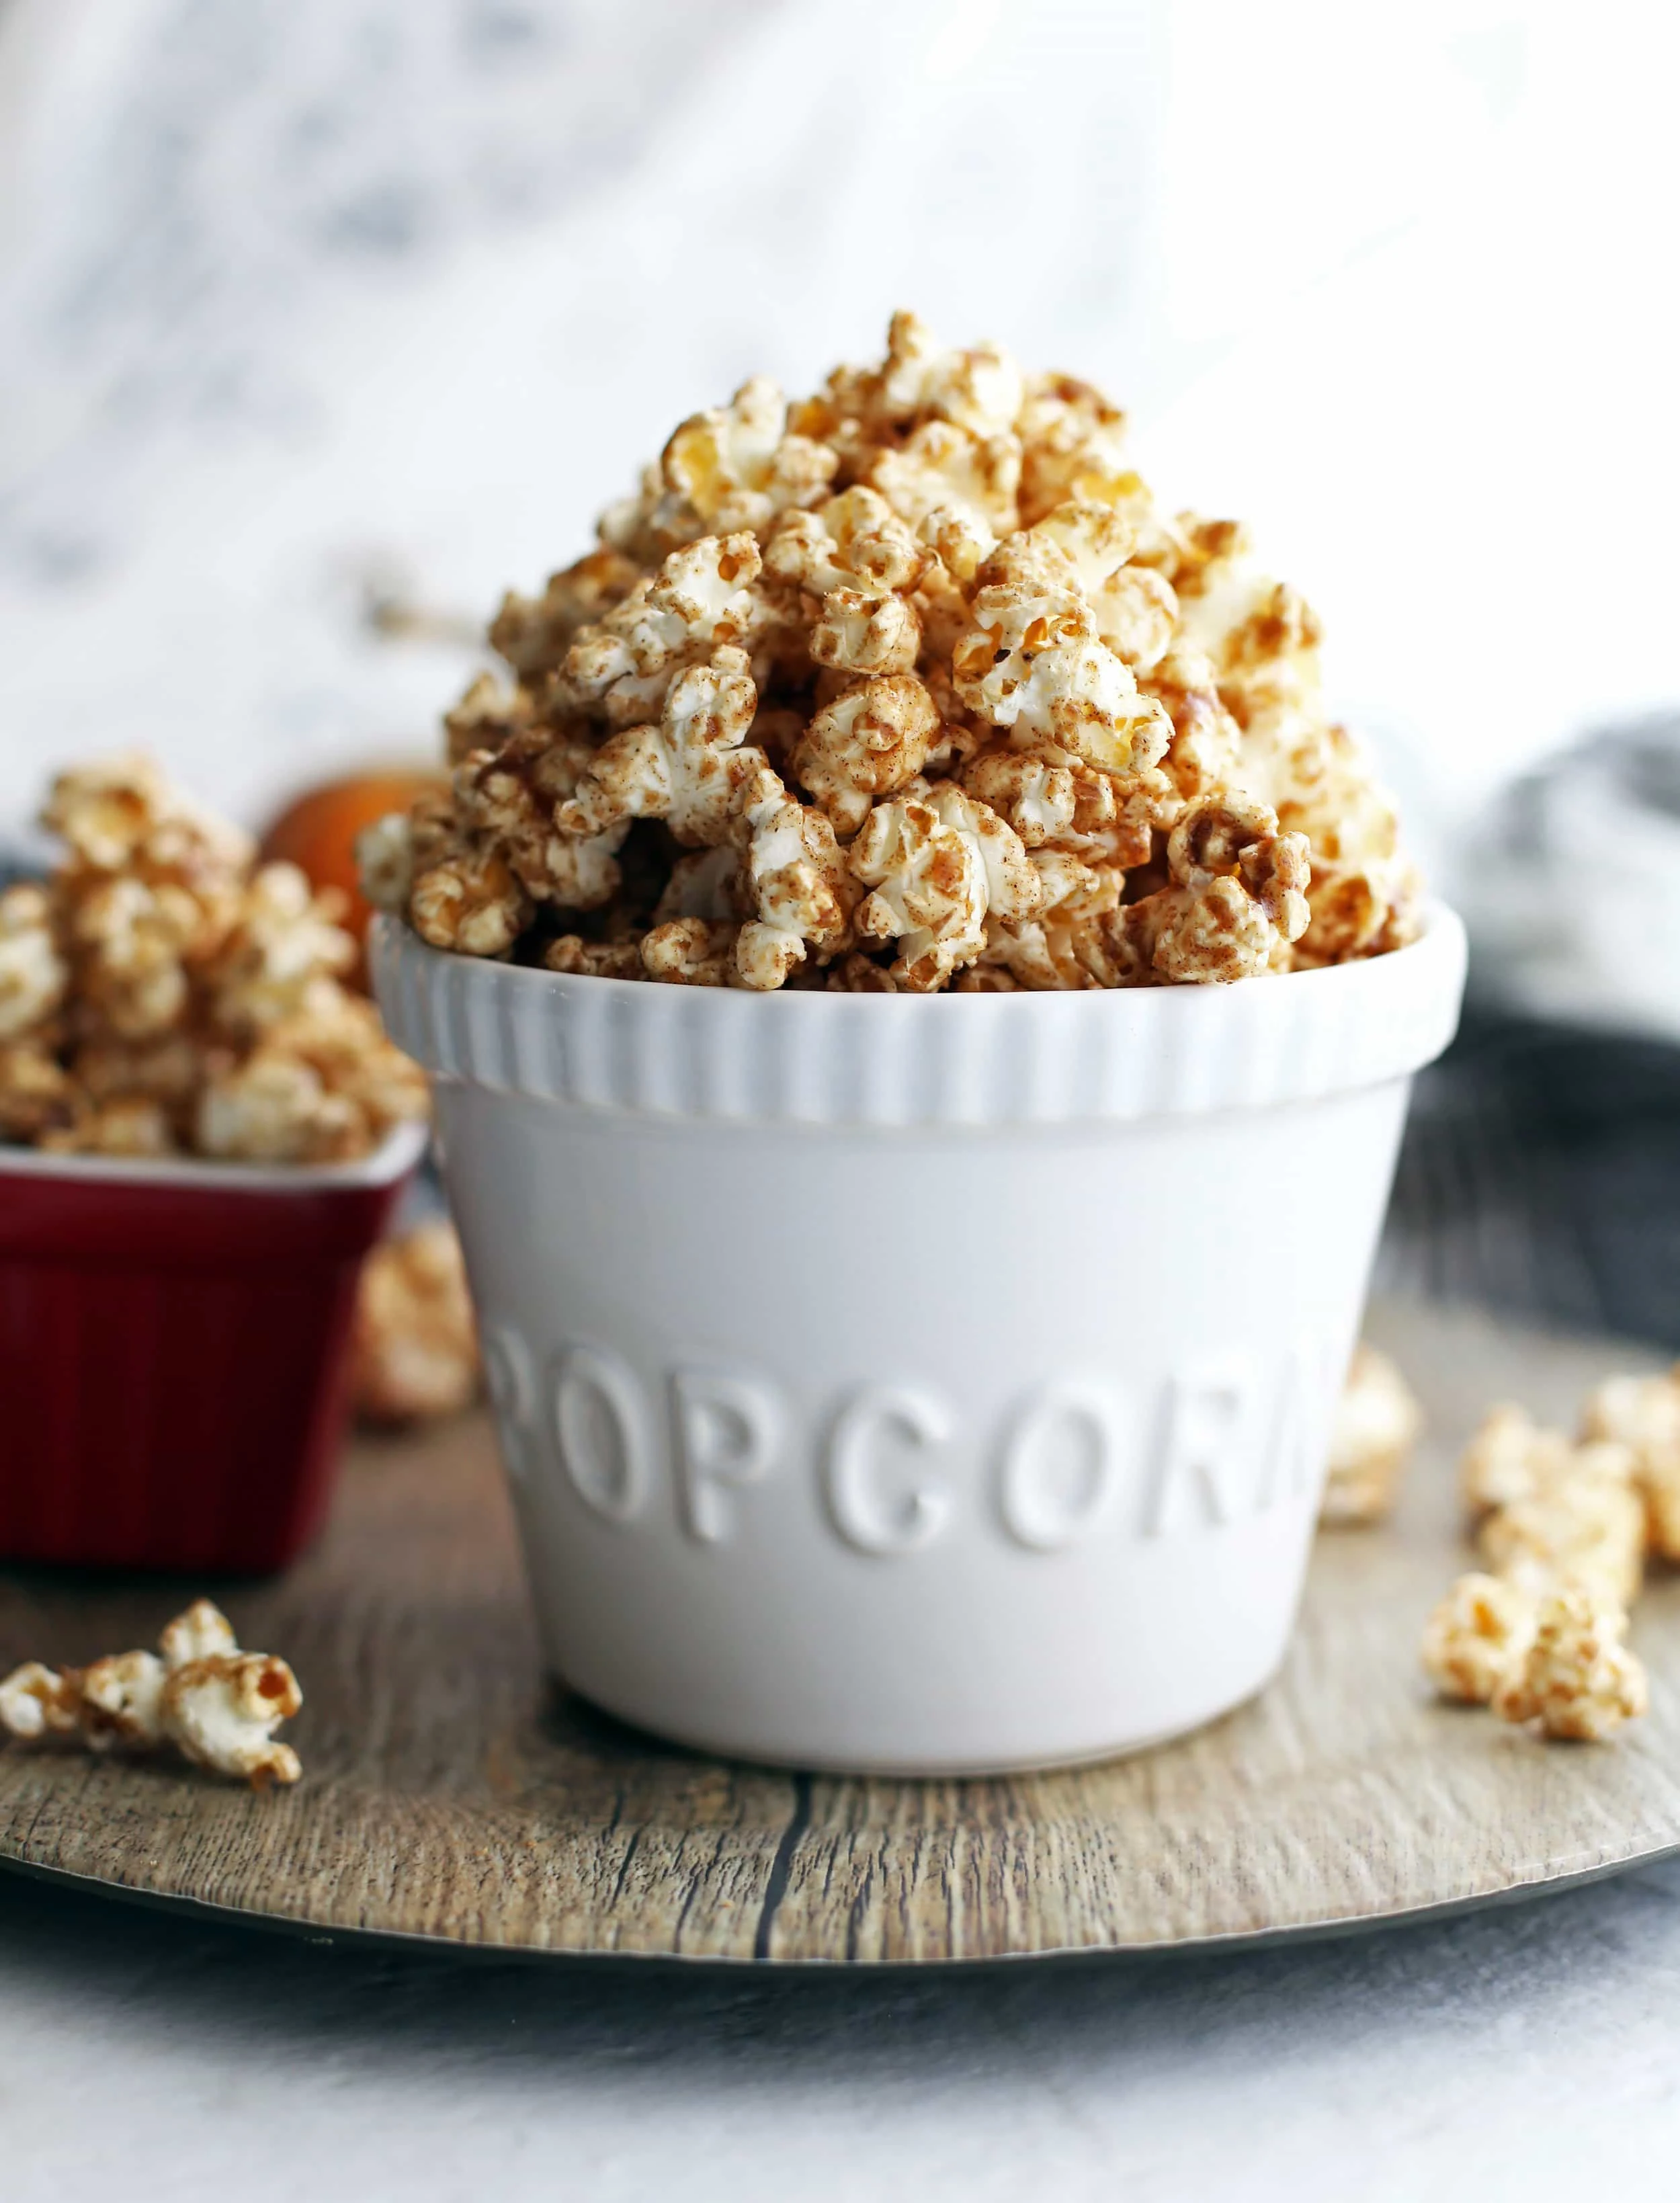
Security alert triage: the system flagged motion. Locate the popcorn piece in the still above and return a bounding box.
[355,809,422,915]
[851,783,1039,991]
[1176,548,1323,726]
[603,378,838,560]
[42,754,253,884]
[640,917,739,986]
[825,950,899,993]
[541,936,646,980]
[62,875,199,1040]
[1581,1368,1680,1462]
[38,1095,177,1158]
[1319,1343,1423,1527]
[1142,649,1244,800]
[160,1598,237,1667]
[441,671,535,767]
[0,884,66,1041]
[868,421,1022,538]
[951,532,1172,776]
[864,311,1026,440]
[163,1653,302,1788]
[557,646,761,847]
[793,673,941,835]
[0,1043,75,1142]
[246,987,427,1154]
[1581,1366,1680,1559]
[1458,1404,1576,1518]
[1034,501,1179,673]
[409,839,534,958]
[0,1661,83,1741]
[556,534,771,717]
[73,1033,200,1108]
[765,488,925,599]
[454,730,626,909]
[764,489,925,677]
[201,862,358,1037]
[919,506,997,589]
[734,767,856,990]
[1116,793,1312,986]
[352,1220,480,1423]
[1421,1573,1537,1704]
[1478,1466,1646,1610]
[196,989,426,1164]
[0,1598,301,1786]
[489,549,642,682]
[1491,1587,1648,1741]
[195,1049,364,1164]
[1015,372,1136,525]
[77,1652,167,1748]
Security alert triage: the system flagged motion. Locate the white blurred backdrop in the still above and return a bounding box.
[1,0,1677,889]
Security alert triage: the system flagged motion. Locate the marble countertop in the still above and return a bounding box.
[5,1856,1679,2200]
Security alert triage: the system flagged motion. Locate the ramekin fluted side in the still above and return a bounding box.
[371,907,1466,1131]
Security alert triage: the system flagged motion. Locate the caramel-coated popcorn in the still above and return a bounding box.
[1581,1366,1680,1561]
[1458,1403,1577,1518]
[0,757,427,1164]
[368,315,1421,991]
[1420,1573,1536,1704]
[1422,1358,1677,1744]
[0,885,67,1042]
[0,1598,302,1787]
[1319,1343,1423,1527]
[1492,1587,1648,1742]
[351,1218,480,1423]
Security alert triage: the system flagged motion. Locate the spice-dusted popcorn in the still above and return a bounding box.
[1458,1403,1578,1518]
[368,313,1422,991]
[0,757,427,1163]
[853,781,1038,991]
[1477,1464,1645,1610]
[0,885,67,1040]
[1581,1366,1680,1560]
[1319,1343,1423,1527]
[1420,1573,1536,1704]
[0,1597,302,1787]
[1422,1358,1679,1743]
[1491,1587,1648,1742]
[351,1218,480,1423]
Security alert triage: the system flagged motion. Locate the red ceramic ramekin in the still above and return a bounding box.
[0,1122,427,1574]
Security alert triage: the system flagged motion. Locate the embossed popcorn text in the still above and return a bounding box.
[479,1327,1341,1557]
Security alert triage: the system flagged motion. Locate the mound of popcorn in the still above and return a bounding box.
[0,1598,302,1788]
[1419,1364,1680,1741]
[364,313,1419,993]
[0,755,427,1161]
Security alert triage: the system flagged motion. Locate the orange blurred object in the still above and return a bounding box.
[261,770,443,954]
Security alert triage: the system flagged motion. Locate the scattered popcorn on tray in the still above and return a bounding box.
[351,1218,480,1423]
[1581,1366,1680,1559]
[1420,1364,1675,1741]
[0,757,428,1162]
[1420,1573,1536,1704]
[0,1598,302,1788]
[1491,1587,1648,1742]
[364,311,1421,993]
[1318,1343,1423,1527]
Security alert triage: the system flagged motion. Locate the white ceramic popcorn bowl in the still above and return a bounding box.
[372,907,1466,1774]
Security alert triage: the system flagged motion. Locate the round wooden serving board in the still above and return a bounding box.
[3,1297,1679,1964]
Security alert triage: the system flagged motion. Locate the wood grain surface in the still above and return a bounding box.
[3,1298,1678,1964]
